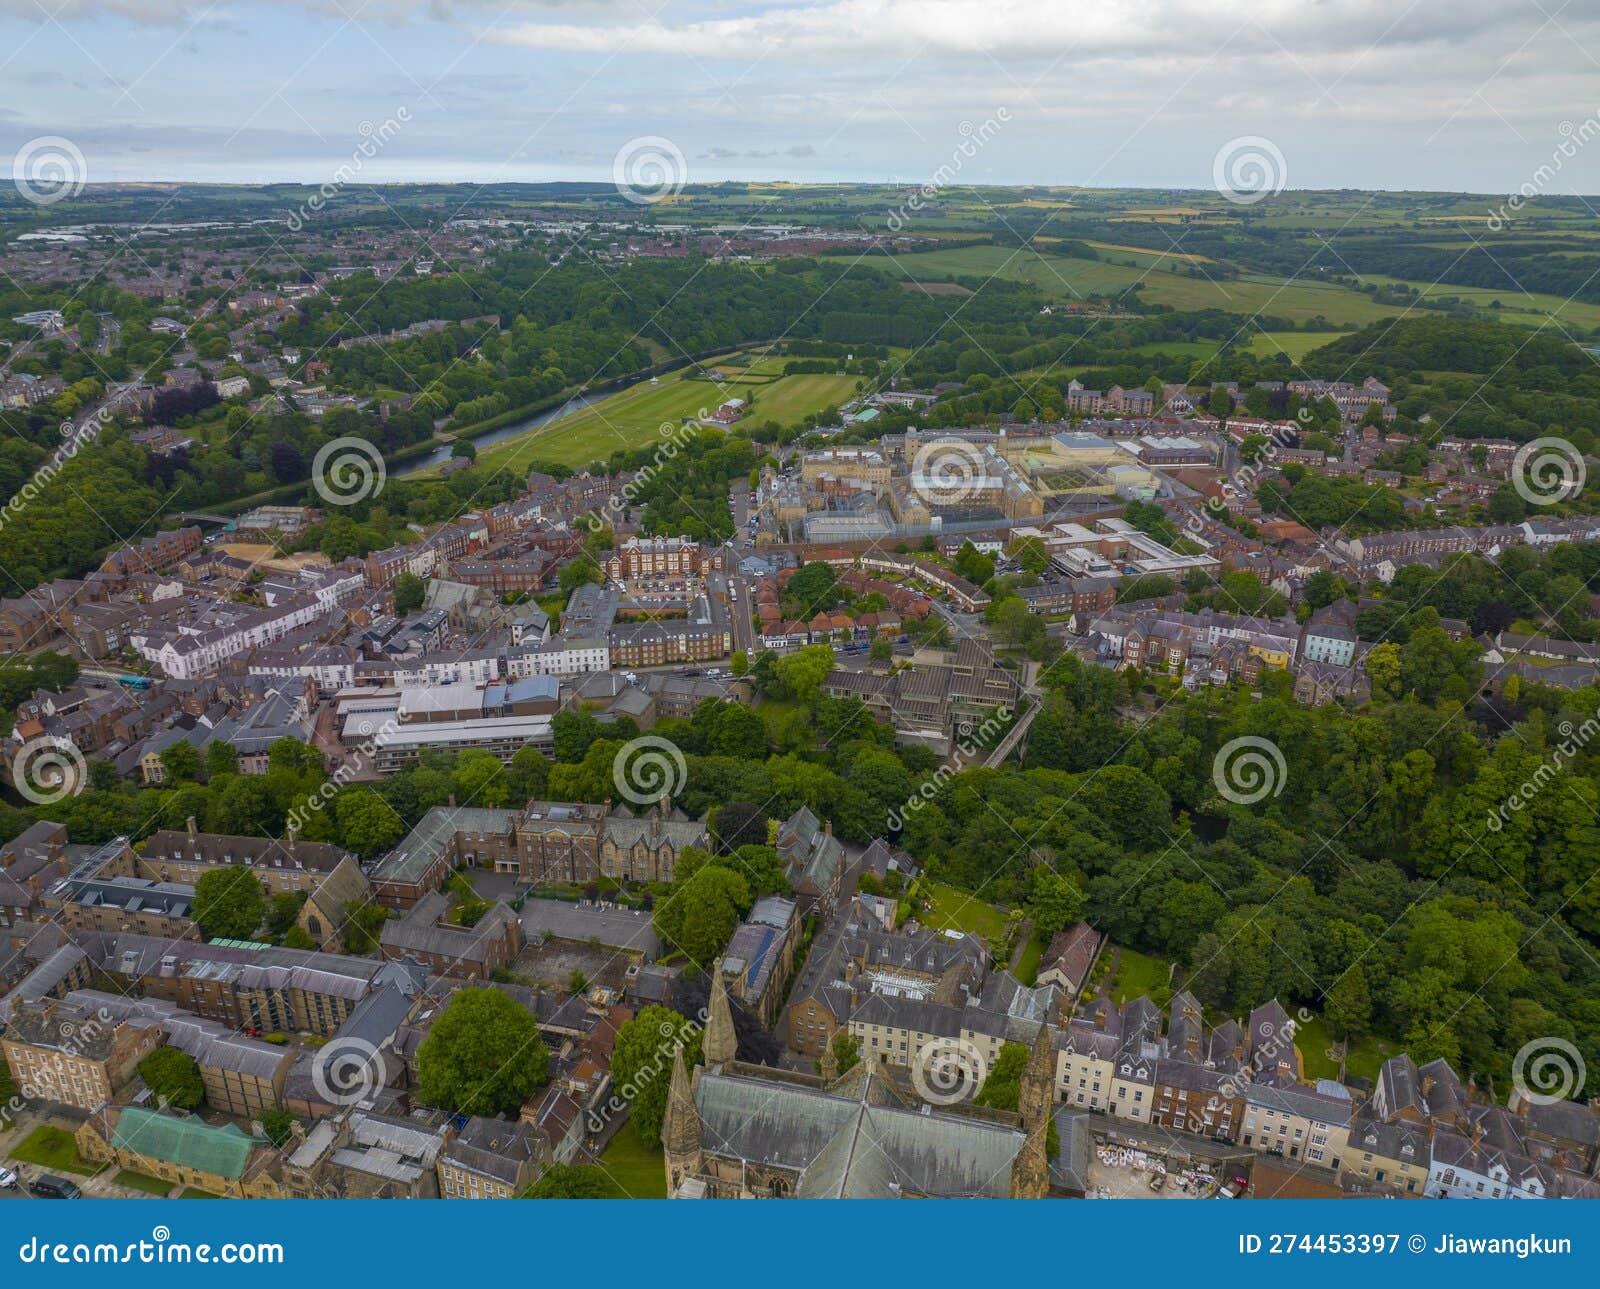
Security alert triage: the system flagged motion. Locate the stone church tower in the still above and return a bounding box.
[1020,1021,1055,1131]
[704,967,738,1067]
[1009,1111,1051,1198]
[662,1045,702,1194]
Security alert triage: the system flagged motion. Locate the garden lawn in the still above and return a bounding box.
[1014,930,1047,985]
[1105,947,1172,1005]
[920,882,1007,941]
[9,1125,97,1175]
[115,1169,176,1196]
[596,1130,667,1199]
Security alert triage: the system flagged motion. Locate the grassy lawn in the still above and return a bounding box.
[919,881,1007,941]
[10,1125,97,1176]
[463,351,861,476]
[595,1129,667,1199]
[1104,947,1172,1005]
[178,1188,222,1199]
[1295,1015,1401,1083]
[1013,930,1047,985]
[1247,330,1343,362]
[115,1169,175,1196]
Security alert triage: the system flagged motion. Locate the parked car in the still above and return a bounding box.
[30,1174,82,1199]
[0,1166,18,1189]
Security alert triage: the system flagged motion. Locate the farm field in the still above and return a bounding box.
[1247,330,1343,362]
[1355,274,1600,332]
[464,353,862,475]
[878,244,1408,325]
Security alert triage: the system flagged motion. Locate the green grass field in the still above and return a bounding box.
[1105,947,1173,1005]
[9,1125,96,1175]
[878,244,1408,325]
[115,1169,175,1196]
[463,353,862,475]
[1247,330,1343,362]
[1356,273,1600,332]
[1294,1015,1400,1084]
[1014,930,1047,984]
[919,881,1008,941]
[596,1130,668,1199]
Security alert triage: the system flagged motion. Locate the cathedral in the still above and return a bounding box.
[662,972,1055,1199]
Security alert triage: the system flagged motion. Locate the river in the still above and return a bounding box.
[395,388,609,476]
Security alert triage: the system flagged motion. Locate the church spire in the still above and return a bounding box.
[662,1045,702,1194]
[1020,1020,1055,1131]
[704,966,738,1067]
[820,1035,839,1083]
[1009,1112,1050,1199]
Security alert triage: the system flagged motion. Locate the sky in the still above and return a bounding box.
[4,0,1600,196]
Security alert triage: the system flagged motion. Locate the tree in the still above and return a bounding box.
[266,890,306,937]
[711,801,770,852]
[974,1042,1058,1155]
[610,1005,703,1146]
[828,1031,860,1075]
[1364,642,1401,700]
[653,862,751,965]
[258,1107,297,1147]
[392,572,426,614]
[729,649,749,677]
[205,741,239,779]
[416,988,550,1118]
[525,1163,608,1198]
[192,868,266,940]
[138,1047,205,1111]
[336,789,405,859]
[774,644,835,702]
[1026,867,1086,936]
[160,741,201,784]
[1325,966,1373,1041]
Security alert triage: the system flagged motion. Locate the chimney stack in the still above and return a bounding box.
[186,815,197,838]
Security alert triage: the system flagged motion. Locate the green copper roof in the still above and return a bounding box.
[111,1107,253,1181]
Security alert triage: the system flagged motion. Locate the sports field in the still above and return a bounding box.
[462,353,864,474]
